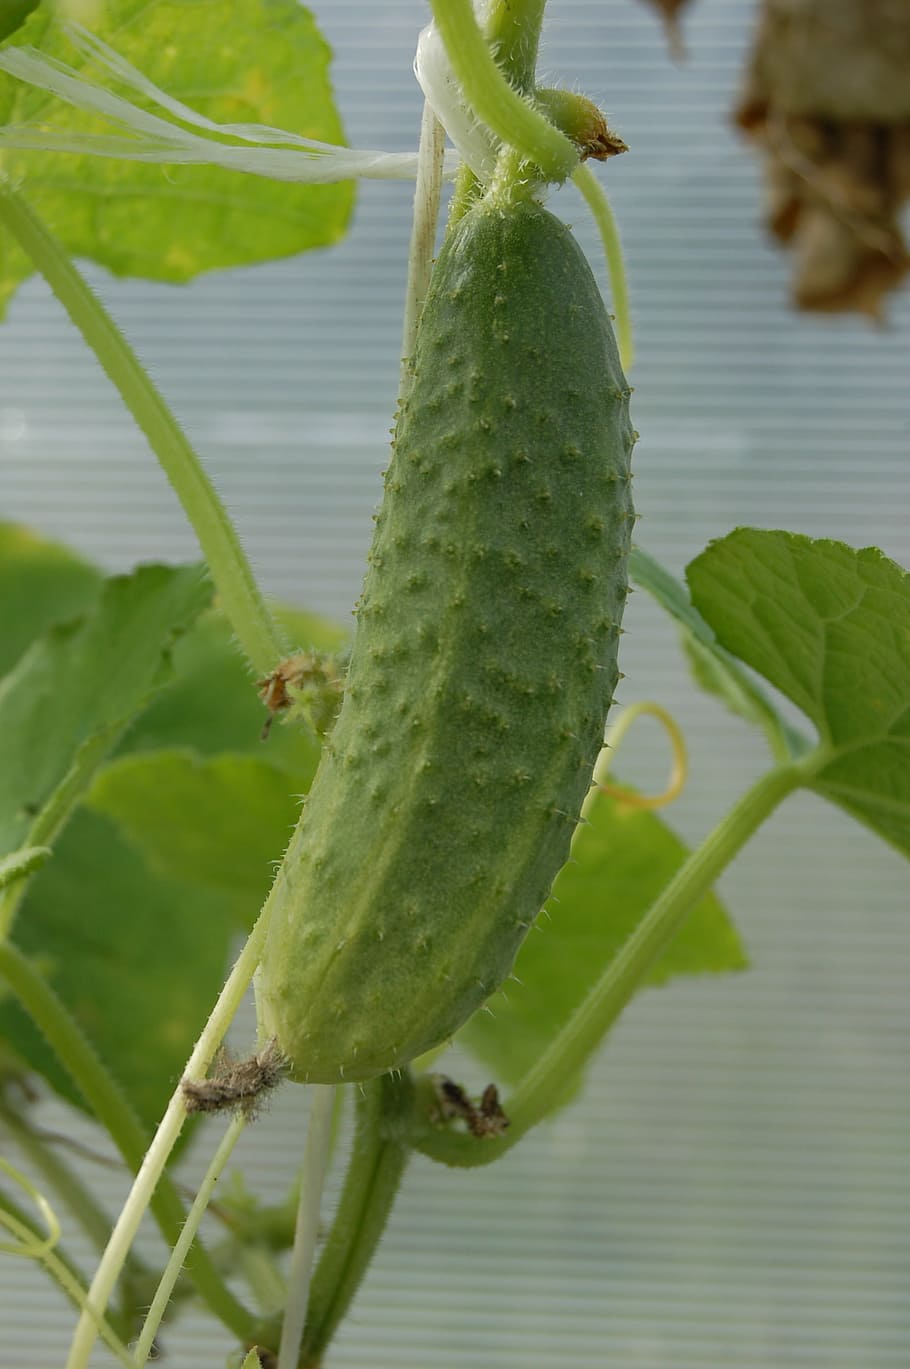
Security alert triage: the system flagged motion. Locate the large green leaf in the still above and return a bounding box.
[0,521,102,675]
[687,530,910,859]
[0,0,38,48]
[0,520,341,775]
[0,806,238,1127]
[631,545,807,759]
[458,785,746,1086]
[0,0,353,310]
[0,560,210,856]
[89,749,305,928]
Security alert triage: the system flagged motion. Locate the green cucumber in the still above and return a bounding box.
[256,198,635,1084]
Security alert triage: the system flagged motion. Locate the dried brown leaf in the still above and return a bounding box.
[734,0,910,317]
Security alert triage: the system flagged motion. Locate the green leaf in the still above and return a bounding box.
[122,602,344,773]
[0,561,211,857]
[687,530,910,859]
[0,0,38,45]
[0,521,102,676]
[89,749,305,928]
[236,1351,266,1369]
[0,0,353,311]
[630,545,806,760]
[0,807,238,1127]
[0,845,49,889]
[458,784,746,1086]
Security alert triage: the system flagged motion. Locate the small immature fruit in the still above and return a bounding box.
[256,199,635,1083]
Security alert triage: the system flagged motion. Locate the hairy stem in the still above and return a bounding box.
[300,1072,413,1366]
[64,906,270,1369]
[0,942,255,1340]
[485,0,548,91]
[276,1086,336,1369]
[0,184,285,675]
[429,0,577,181]
[0,848,49,893]
[413,761,806,1166]
[134,1112,248,1367]
[573,164,634,372]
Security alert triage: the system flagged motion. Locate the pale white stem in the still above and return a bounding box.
[0,37,460,184]
[276,1086,337,1369]
[0,124,451,181]
[0,46,183,138]
[399,99,447,394]
[65,21,343,147]
[64,909,272,1369]
[133,1113,248,1368]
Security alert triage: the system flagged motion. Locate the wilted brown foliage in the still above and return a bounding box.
[735,0,910,318]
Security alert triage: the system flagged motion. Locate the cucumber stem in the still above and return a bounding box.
[0,941,255,1339]
[428,0,577,182]
[573,163,634,372]
[276,1086,336,1369]
[0,184,286,676]
[63,905,271,1369]
[484,0,548,92]
[412,760,807,1166]
[299,1072,413,1366]
[133,1112,249,1367]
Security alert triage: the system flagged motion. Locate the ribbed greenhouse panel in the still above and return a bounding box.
[1,1,908,1365]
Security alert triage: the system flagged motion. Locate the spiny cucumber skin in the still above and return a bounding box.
[256,200,635,1084]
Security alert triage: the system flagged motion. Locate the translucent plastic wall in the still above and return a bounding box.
[2,2,909,1364]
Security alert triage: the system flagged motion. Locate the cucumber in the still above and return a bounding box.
[256,199,635,1083]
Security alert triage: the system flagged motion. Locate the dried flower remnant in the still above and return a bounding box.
[431,1076,510,1139]
[182,1039,288,1118]
[735,0,910,318]
[257,651,345,740]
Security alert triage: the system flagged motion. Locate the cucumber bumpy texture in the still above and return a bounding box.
[256,198,635,1083]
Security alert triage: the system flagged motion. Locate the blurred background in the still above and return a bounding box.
[1,0,909,1364]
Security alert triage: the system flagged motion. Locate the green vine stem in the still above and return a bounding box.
[298,1071,413,1367]
[428,0,577,181]
[0,183,285,676]
[573,163,634,372]
[276,1085,336,1369]
[239,1244,287,1316]
[484,0,548,91]
[64,903,271,1369]
[413,760,807,1166]
[0,848,50,893]
[0,941,256,1344]
[134,1111,249,1367]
